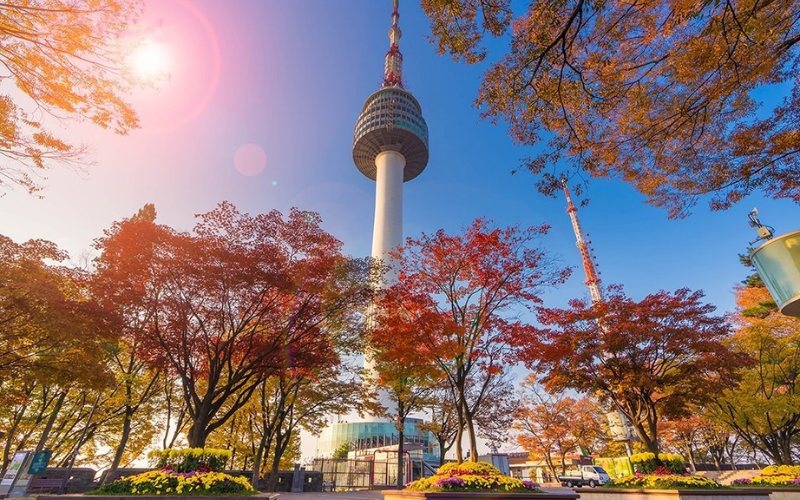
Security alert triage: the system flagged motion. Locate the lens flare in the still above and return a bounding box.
[129,40,170,81]
[234,143,267,176]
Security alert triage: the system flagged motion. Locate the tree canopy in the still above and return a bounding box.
[0,0,140,194]
[714,284,800,464]
[421,0,800,217]
[373,218,569,462]
[526,286,748,456]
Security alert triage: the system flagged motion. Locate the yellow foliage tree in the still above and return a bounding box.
[0,0,140,193]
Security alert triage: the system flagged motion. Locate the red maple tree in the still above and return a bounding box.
[525,286,749,457]
[94,202,371,447]
[372,219,569,462]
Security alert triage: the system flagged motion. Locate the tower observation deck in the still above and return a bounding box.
[353,0,429,277]
[353,0,429,182]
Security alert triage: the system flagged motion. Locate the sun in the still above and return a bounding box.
[129,40,171,81]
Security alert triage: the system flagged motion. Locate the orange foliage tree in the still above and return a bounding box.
[659,415,704,470]
[373,219,570,462]
[93,202,371,447]
[514,379,606,481]
[421,0,800,216]
[0,0,140,194]
[525,286,748,458]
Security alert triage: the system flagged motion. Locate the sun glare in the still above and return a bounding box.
[129,40,171,81]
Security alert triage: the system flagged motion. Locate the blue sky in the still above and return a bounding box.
[3,0,797,315]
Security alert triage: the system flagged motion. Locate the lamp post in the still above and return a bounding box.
[748,209,800,317]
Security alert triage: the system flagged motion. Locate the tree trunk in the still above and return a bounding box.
[251,428,270,489]
[726,436,739,470]
[545,456,558,484]
[266,428,291,492]
[464,412,478,462]
[686,447,697,473]
[397,421,405,488]
[187,412,210,448]
[2,402,29,471]
[102,410,132,485]
[437,435,447,466]
[454,423,463,463]
[35,389,68,453]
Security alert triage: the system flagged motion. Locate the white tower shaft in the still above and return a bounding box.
[371,150,406,282]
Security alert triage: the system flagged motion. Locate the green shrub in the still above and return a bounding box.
[630,452,685,474]
[660,453,686,474]
[147,448,231,472]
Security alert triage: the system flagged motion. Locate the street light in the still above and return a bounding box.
[748,209,800,317]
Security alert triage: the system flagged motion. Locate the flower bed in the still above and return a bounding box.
[406,462,539,493]
[606,473,723,490]
[735,466,800,488]
[89,469,255,496]
[385,462,571,500]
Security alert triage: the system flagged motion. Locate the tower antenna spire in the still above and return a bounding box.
[383,0,404,87]
[561,178,637,455]
[562,178,603,304]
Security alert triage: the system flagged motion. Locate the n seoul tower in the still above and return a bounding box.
[353,0,429,280]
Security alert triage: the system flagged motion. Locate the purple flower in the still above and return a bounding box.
[523,480,540,490]
[435,477,466,489]
[732,479,752,485]
[790,478,800,486]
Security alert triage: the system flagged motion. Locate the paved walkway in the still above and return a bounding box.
[269,487,574,498]
[271,492,382,500]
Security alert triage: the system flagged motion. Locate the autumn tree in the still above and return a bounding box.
[0,0,140,193]
[474,377,518,453]
[713,283,800,465]
[514,379,606,481]
[421,0,800,217]
[700,419,741,470]
[252,363,362,490]
[370,303,443,487]
[526,286,747,458]
[0,235,115,470]
[93,202,372,447]
[660,416,702,471]
[91,205,162,484]
[418,386,460,466]
[377,219,569,462]
[0,236,111,383]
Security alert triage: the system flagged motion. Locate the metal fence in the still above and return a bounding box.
[311,458,374,491]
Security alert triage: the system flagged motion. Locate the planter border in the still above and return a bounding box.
[735,489,800,492]
[36,496,274,500]
[382,491,579,500]
[593,490,769,495]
